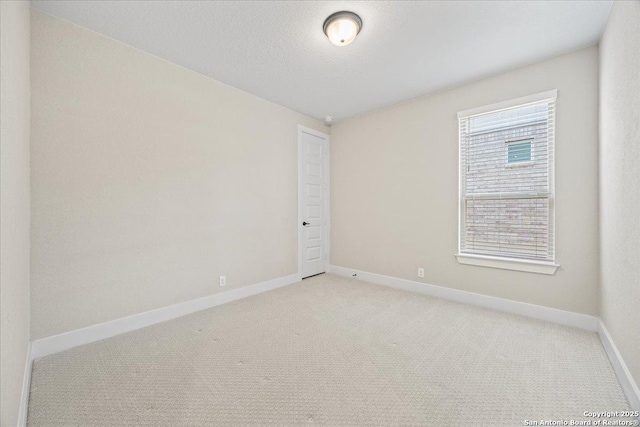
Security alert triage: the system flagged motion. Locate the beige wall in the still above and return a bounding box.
[599,1,640,388]
[0,1,31,426]
[331,46,599,315]
[30,10,326,340]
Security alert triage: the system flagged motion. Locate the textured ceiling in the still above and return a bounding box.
[30,1,612,122]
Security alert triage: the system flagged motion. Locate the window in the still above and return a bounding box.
[507,141,532,165]
[456,91,559,274]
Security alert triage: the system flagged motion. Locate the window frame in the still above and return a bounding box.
[455,90,560,275]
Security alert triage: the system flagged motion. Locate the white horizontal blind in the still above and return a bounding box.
[459,96,556,261]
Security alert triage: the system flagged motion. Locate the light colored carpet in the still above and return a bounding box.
[28,273,630,426]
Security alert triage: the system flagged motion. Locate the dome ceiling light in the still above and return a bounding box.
[323,11,362,47]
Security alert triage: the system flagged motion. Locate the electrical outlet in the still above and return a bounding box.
[219,276,226,287]
[418,268,424,278]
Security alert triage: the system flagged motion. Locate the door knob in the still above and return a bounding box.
[302,221,310,226]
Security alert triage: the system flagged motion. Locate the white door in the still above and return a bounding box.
[298,126,329,279]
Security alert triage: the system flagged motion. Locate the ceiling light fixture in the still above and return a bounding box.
[323,11,362,47]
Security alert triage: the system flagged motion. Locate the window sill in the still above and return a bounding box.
[455,254,559,275]
[505,161,535,169]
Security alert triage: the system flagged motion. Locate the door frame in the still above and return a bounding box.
[297,125,330,279]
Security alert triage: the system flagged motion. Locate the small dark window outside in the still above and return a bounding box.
[507,141,532,164]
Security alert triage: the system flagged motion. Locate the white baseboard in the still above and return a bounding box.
[31,273,301,360]
[328,265,598,331]
[18,343,32,427]
[597,320,640,412]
